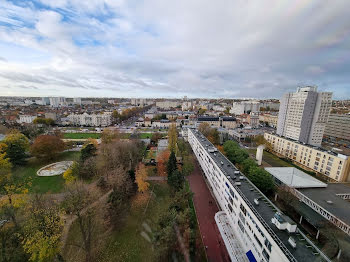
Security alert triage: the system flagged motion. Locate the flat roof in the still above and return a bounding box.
[298,184,350,226]
[265,167,327,188]
[190,129,328,262]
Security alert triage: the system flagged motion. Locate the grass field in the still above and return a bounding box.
[248,148,293,167]
[63,133,101,139]
[11,151,81,194]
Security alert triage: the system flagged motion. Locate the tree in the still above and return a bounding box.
[182,156,194,176]
[135,163,150,193]
[242,158,258,175]
[198,108,206,115]
[2,131,30,165]
[81,143,97,162]
[167,151,177,176]
[63,183,94,262]
[79,157,97,180]
[247,166,275,194]
[223,140,249,164]
[198,122,210,137]
[151,132,163,144]
[168,124,177,152]
[21,196,62,262]
[101,129,119,144]
[156,150,170,176]
[30,135,65,160]
[33,118,55,126]
[107,172,134,229]
[63,162,79,184]
[168,170,184,191]
[207,128,220,145]
[254,135,267,146]
[0,147,12,186]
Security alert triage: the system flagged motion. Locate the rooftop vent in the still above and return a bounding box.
[254,198,259,205]
[234,182,241,186]
[288,237,296,248]
[326,200,333,204]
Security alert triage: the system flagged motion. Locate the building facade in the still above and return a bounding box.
[188,129,329,262]
[67,112,112,127]
[324,114,350,141]
[18,115,37,124]
[277,86,332,147]
[230,100,261,115]
[264,133,350,182]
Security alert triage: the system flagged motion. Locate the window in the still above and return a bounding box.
[264,239,271,252]
[254,234,262,248]
[262,249,270,261]
[240,204,247,216]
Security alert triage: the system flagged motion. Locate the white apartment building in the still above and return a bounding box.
[264,133,350,182]
[73,98,82,105]
[324,114,350,141]
[68,112,112,127]
[156,101,180,109]
[18,115,37,124]
[260,114,278,128]
[230,100,260,115]
[49,97,66,107]
[188,129,330,262]
[182,101,193,111]
[277,86,332,147]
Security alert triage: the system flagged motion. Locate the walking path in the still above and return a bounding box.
[188,160,230,262]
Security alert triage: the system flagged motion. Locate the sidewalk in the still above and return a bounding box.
[188,160,230,262]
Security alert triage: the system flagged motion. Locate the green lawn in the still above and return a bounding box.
[11,151,81,194]
[63,133,101,139]
[248,148,293,167]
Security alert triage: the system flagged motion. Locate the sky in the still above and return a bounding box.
[0,0,349,99]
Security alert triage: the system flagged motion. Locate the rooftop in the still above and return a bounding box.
[265,167,327,188]
[298,184,350,226]
[190,129,329,262]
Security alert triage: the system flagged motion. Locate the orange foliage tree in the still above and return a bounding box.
[30,135,65,160]
[156,150,170,176]
[135,163,150,193]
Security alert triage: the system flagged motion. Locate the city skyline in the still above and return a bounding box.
[0,1,350,99]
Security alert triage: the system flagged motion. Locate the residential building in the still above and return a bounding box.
[45,112,57,121]
[230,100,260,115]
[156,101,180,109]
[221,117,237,129]
[42,97,50,105]
[264,133,350,182]
[260,114,278,128]
[152,119,172,129]
[49,97,60,107]
[67,112,112,127]
[188,129,330,262]
[277,86,332,147]
[324,114,350,141]
[18,115,37,124]
[73,98,82,105]
[197,116,221,127]
[247,113,259,128]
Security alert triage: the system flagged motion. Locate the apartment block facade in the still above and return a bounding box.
[277,87,332,147]
[67,112,112,127]
[188,129,329,262]
[324,114,350,141]
[264,133,350,182]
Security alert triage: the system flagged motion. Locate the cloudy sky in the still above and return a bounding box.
[0,0,349,99]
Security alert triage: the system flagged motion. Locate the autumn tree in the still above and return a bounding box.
[21,195,63,262]
[156,150,170,176]
[151,132,163,145]
[0,145,12,186]
[207,128,220,145]
[33,118,55,126]
[2,131,30,165]
[30,135,65,160]
[101,128,120,144]
[168,124,177,152]
[80,142,97,162]
[63,183,95,262]
[107,172,134,229]
[135,163,150,193]
[198,122,211,137]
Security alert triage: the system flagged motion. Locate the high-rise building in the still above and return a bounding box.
[42,97,50,105]
[73,97,82,105]
[277,86,332,146]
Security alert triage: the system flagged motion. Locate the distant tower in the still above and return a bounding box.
[256,145,265,166]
